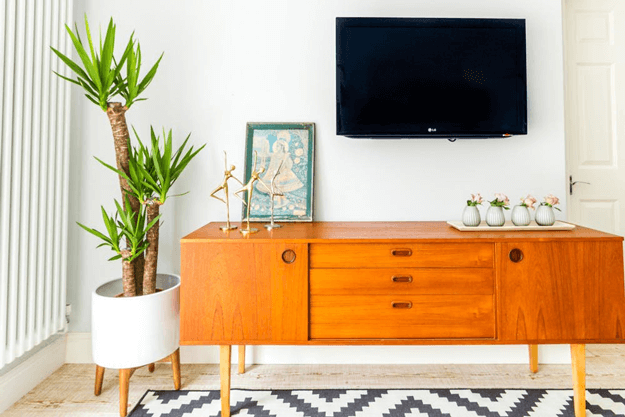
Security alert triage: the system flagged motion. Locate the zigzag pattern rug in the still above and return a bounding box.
[128,388,625,416]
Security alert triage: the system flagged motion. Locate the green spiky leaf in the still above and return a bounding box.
[52,15,162,111]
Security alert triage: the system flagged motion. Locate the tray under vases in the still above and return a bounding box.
[447,220,576,231]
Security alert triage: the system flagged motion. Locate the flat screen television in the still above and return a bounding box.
[336,18,527,138]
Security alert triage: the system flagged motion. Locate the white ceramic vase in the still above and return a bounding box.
[462,205,481,227]
[92,274,180,369]
[511,205,531,226]
[485,206,505,227]
[535,205,556,226]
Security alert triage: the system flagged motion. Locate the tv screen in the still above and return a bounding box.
[336,18,527,138]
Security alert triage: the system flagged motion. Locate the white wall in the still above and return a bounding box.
[67,0,567,363]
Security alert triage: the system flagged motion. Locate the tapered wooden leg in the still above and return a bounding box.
[528,344,539,373]
[94,365,105,396]
[238,345,246,374]
[171,348,181,390]
[148,363,155,373]
[571,344,586,417]
[119,368,132,417]
[220,345,232,417]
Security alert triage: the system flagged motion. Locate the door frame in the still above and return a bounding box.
[562,0,574,222]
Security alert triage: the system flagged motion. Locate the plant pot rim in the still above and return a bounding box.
[93,273,180,299]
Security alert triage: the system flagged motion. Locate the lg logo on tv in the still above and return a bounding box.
[428,128,437,132]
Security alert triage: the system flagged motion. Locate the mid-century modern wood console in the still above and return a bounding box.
[180,222,625,417]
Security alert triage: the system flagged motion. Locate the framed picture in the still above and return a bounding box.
[242,122,315,222]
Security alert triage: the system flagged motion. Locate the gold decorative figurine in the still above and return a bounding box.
[264,160,284,230]
[235,152,269,235]
[210,151,243,231]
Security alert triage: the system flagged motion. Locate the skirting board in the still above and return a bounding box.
[0,334,66,414]
[65,333,571,365]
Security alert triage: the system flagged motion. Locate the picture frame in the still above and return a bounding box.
[242,122,315,222]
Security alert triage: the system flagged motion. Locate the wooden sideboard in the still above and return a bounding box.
[180,222,625,417]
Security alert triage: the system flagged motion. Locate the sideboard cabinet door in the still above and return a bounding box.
[499,241,625,342]
[180,242,308,344]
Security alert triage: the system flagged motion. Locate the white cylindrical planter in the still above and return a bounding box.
[462,206,481,227]
[511,205,531,226]
[92,274,180,369]
[486,206,505,227]
[535,205,556,226]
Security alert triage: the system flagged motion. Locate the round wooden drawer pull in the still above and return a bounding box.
[282,249,296,264]
[391,248,412,257]
[391,301,412,309]
[392,275,413,283]
[509,248,524,263]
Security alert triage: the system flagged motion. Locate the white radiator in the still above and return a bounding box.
[0,0,73,369]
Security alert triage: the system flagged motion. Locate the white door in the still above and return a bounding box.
[565,0,625,239]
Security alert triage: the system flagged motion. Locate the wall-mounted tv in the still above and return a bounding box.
[336,18,527,139]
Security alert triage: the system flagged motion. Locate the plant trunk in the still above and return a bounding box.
[106,102,144,294]
[134,256,144,295]
[143,202,160,295]
[120,251,136,297]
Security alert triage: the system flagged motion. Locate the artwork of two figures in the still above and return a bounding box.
[243,123,314,222]
[211,123,314,233]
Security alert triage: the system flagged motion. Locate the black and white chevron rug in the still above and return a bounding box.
[128,388,625,416]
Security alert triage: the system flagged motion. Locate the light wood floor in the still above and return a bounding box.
[3,345,625,416]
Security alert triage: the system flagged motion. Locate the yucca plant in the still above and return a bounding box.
[97,127,205,294]
[77,199,161,297]
[53,16,163,294]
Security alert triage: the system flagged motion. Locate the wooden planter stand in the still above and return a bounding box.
[94,348,181,417]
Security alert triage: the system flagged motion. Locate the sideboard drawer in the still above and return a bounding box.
[310,294,495,339]
[309,243,494,268]
[310,268,494,295]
